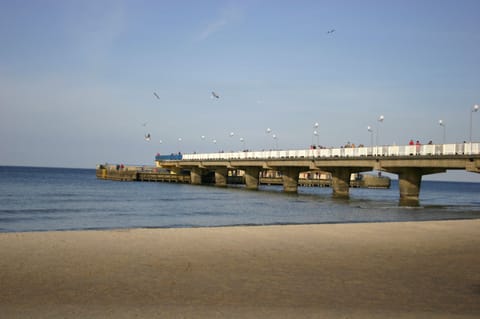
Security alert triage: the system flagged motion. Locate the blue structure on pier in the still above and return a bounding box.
[155,153,183,161]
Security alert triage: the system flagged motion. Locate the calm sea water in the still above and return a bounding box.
[0,166,479,232]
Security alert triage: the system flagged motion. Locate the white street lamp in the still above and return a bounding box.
[272,134,278,150]
[240,137,246,150]
[312,122,319,146]
[228,132,234,150]
[377,115,384,146]
[177,137,182,153]
[367,126,373,148]
[438,120,446,144]
[200,135,207,152]
[265,128,272,149]
[470,104,479,143]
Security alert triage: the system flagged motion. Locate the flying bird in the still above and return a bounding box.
[211,91,220,99]
[144,133,151,141]
[326,29,336,34]
[153,92,160,99]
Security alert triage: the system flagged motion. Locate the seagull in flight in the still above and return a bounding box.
[211,91,220,99]
[326,29,336,34]
[153,92,160,99]
[144,133,151,141]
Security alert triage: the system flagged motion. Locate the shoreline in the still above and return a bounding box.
[1,216,480,234]
[1,220,479,318]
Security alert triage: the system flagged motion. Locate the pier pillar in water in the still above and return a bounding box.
[281,167,303,193]
[392,168,445,206]
[214,167,228,187]
[330,168,352,198]
[397,168,422,206]
[190,167,204,185]
[244,167,261,190]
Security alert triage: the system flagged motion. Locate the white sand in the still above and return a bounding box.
[1,220,480,318]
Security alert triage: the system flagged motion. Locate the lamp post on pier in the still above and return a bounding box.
[367,126,373,148]
[375,115,384,155]
[377,115,384,146]
[228,132,235,151]
[272,134,278,150]
[240,137,246,150]
[438,120,446,144]
[177,137,182,153]
[265,128,271,150]
[312,122,319,147]
[470,104,479,143]
[212,138,217,151]
[468,105,479,155]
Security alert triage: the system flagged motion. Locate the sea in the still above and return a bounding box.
[1,166,479,233]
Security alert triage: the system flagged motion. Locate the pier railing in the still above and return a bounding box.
[179,143,480,161]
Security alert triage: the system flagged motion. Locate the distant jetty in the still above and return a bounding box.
[96,164,390,189]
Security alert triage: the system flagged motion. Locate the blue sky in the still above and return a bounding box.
[0,0,479,181]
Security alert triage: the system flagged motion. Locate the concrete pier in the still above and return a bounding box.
[190,167,204,185]
[105,142,480,206]
[329,168,352,198]
[393,168,446,206]
[280,167,303,193]
[244,167,261,190]
[214,167,228,187]
[397,169,422,206]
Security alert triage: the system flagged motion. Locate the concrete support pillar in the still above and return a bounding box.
[281,167,303,193]
[397,168,422,206]
[190,167,204,185]
[244,167,261,190]
[386,167,445,206]
[330,168,351,198]
[214,167,228,187]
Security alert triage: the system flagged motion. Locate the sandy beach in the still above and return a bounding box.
[1,220,479,318]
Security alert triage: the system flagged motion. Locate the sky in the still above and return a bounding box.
[0,0,479,181]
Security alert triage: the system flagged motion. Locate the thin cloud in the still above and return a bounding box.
[197,18,228,41]
[195,5,244,42]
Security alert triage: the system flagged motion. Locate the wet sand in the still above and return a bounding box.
[1,220,479,318]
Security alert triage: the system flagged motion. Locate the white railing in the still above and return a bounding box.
[179,143,480,161]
